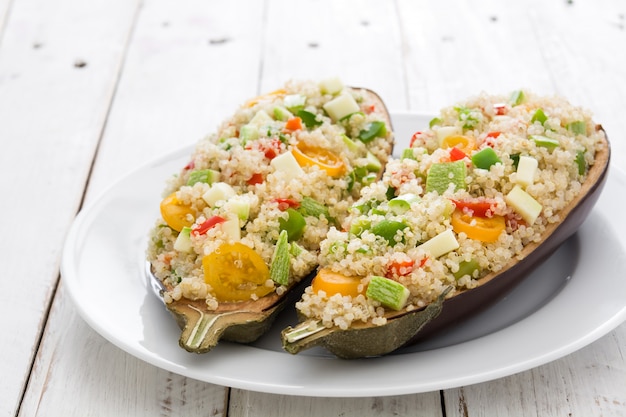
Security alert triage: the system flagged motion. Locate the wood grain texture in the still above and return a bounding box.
[5,0,626,415]
[0,0,138,415]
[444,324,626,417]
[20,0,265,415]
[229,390,443,417]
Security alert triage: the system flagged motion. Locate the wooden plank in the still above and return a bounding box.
[444,325,626,416]
[0,0,138,415]
[21,0,265,416]
[20,283,229,416]
[397,0,555,112]
[260,0,407,111]
[86,0,266,196]
[229,390,443,417]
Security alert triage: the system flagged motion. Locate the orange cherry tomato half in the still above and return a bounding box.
[244,88,287,108]
[160,193,195,232]
[203,243,273,302]
[441,135,476,155]
[291,143,346,177]
[311,268,364,298]
[451,209,506,243]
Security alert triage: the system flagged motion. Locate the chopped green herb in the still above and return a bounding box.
[358,121,387,143]
[296,109,323,128]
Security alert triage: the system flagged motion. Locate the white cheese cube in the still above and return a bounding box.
[323,93,360,121]
[271,151,305,181]
[515,156,538,187]
[319,77,344,95]
[505,185,542,225]
[202,182,236,207]
[418,229,459,259]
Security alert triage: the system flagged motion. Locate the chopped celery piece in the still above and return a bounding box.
[389,193,420,215]
[342,134,364,153]
[296,109,322,128]
[505,185,542,225]
[174,226,193,252]
[371,220,407,247]
[270,230,290,285]
[530,135,559,151]
[418,229,459,259]
[575,150,587,175]
[298,197,333,223]
[279,208,306,241]
[401,148,416,160]
[429,117,443,128]
[425,161,467,194]
[290,242,306,257]
[284,94,307,111]
[510,90,525,106]
[273,106,293,121]
[365,151,382,172]
[471,147,502,169]
[453,259,479,280]
[530,108,547,125]
[187,169,220,186]
[366,276,410,311]
[224,196,251,221]
[323,93,360,121]
[567,121,586,135]
[239,124,259,143]
[349,218,371,237]
[358,121,387,143]
[515,155,538,187]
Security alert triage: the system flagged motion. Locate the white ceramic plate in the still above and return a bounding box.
[62,113,626,397]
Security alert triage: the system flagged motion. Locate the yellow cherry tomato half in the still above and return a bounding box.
[244,88,287,108]
[441,135,477,155]
[291,143,346,177]
[203,243,273,302]
[160,193,195,232]
[451,209,506,243]
[311,268,364,298]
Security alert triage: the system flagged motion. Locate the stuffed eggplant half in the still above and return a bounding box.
[282,90,610,359]
[146,79,394,353]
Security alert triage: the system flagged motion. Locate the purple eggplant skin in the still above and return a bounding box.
[409,129,611,344]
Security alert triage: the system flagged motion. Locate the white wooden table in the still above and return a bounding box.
[2,0,625,415]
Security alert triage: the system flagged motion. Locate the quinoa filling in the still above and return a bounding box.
[295,90,607,330]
